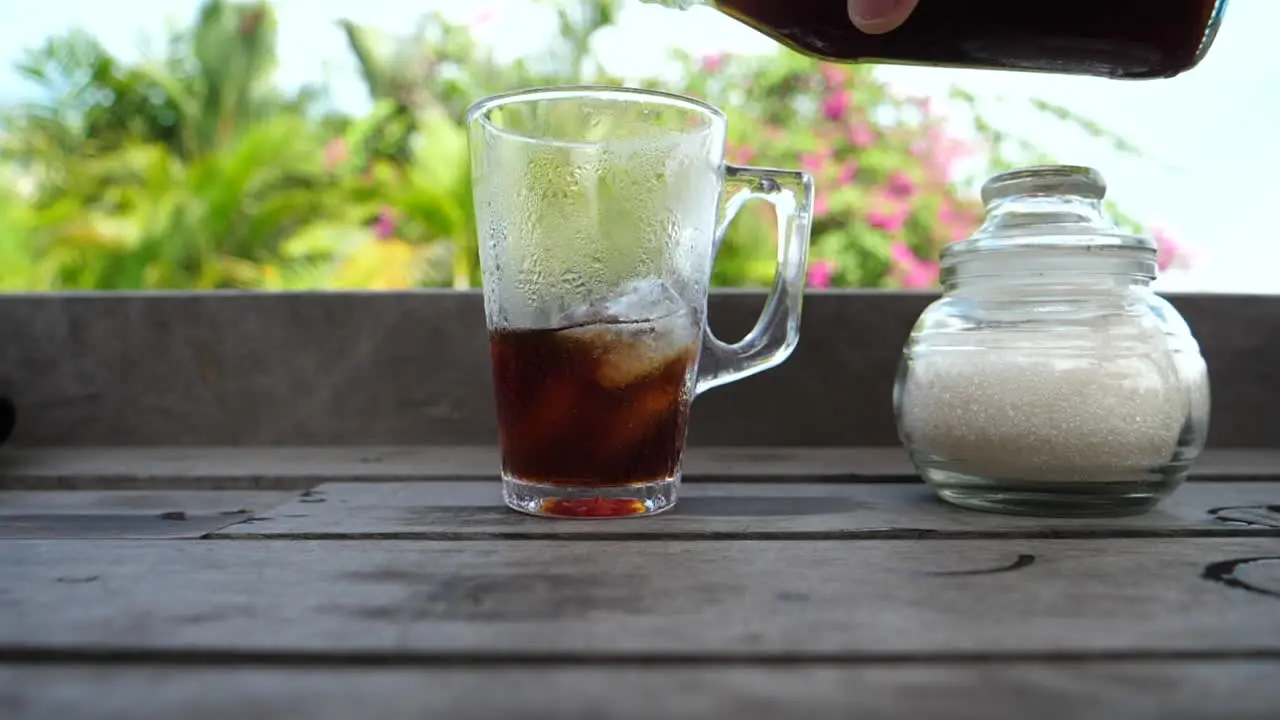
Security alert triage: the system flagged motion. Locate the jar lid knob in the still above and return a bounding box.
[981,165,1106,206]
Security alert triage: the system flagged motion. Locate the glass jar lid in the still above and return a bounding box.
[943,165,1157,263]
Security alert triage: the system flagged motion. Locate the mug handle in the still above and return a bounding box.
[695,164,815,395]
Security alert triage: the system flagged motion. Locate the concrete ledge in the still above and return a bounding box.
[0,291,1276,448]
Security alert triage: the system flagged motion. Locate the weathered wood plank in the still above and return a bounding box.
[1,447,1274,490]
[0,490,298,539]
[2,292,1278,448]
[1,539,1277,654]
[211,481,1280,540]
[3,661,1279,720]
[0,446,910,489]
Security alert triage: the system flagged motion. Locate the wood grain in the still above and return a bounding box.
[0,446,914,489]
[1,447,1275,490]
[2,538,1277,655]
[211,481,1280,540]
[3,662,1279,720]
[0,490,297,539]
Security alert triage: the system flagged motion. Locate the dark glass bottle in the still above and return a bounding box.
[644,0,1229,80]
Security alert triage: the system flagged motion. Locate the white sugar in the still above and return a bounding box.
[899,329,1192,483]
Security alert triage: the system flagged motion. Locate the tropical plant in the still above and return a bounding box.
[0,0,1184,292]
[666,50,1184,289]
[0,0,467,291]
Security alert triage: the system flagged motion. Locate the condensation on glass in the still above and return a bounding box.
[467,86,815,518]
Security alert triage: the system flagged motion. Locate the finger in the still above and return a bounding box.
[847,0,920,34]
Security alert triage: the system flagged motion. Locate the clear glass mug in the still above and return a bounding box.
[466,86,814,518]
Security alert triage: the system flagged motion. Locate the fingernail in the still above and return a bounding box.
[849,0,906,22]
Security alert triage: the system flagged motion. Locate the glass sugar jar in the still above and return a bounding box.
[893,165,1210,517]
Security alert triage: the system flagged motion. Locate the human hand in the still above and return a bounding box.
[847,0,920,34]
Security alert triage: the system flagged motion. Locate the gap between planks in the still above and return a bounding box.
[4,647,1280,667]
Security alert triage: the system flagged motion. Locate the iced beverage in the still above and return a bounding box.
[489,310,700,488]
[468,86,815,517]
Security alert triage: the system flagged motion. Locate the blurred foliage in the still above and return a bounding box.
[0,0,1183,292]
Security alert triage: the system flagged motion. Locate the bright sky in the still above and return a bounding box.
[1,0,1276,293]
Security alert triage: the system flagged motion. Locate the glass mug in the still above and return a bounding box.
[466,86,814,518]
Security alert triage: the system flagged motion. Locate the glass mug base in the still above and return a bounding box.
[502,473,679,519]
[920,465,1187,518]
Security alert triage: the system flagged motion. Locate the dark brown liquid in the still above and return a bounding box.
[718,0,1225,79]
[489,317,698,487]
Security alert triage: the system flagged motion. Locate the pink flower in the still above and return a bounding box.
[323,138,348,172]
[821,89,851,121]
[1153,227,1184,271]
[700,53,725,72]
[800,152,827,175]
[867,207,908,234]
[837,161,858,185]
[470,3,501,26]
[913,128,972,182]
[938,200,978,242]
[849,123,876,149]
[726,142,755,165]
[938,201,961,225]
[820,65,845,87]
[813,194,830,218]
[373,206,396,240]
[885,171,916,199]
[807,259,837,288]
[889,241,940,289]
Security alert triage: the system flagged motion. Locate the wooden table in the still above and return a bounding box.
[2,446,1279,719]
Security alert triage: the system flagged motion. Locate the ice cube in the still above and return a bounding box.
[563,310,699,390]
[600,279,686,322]
[556,278,686,327]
